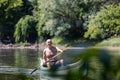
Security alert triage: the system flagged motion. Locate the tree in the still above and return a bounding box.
[36,0,105,40]
[84,4,120,39]
[0,0,23,43]
[0,0,36,43]
[36,0,84,40]
[14,15,37,43]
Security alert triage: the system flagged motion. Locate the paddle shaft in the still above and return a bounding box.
[30,68,38,74]
[30,52,63,74]
[46,52,62,62]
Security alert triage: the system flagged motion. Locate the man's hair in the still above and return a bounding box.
[46,39,52,44]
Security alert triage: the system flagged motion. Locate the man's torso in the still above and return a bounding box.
[45,46,57,61]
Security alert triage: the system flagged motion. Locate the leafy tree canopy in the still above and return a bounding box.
[84,3,120,40]
[14,15,37,43]
[36,0,105,40]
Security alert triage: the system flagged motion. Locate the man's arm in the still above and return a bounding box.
[43,49,47,63]
[56,47,64,53]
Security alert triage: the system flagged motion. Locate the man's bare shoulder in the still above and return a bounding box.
[43,48,47,52]
[51,46,57,50]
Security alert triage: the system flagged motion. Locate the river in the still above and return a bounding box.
[0,48,120,80]
[0,48,85,80]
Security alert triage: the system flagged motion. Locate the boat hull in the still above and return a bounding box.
[40,58,82,75]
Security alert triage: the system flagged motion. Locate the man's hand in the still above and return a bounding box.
[56,47,64,53]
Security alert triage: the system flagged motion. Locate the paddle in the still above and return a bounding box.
[30,52,63,74]
[46,52,63,62]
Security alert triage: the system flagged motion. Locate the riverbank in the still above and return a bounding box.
[0,43,120,51]
[0,42,67,50]
[0,43,42,50]
[1,37,120,50]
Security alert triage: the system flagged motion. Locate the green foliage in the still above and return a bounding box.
[84,4,120,39]
[0,0,36,43]
[96,37,120,47]
[37,0,84,39]
[36,0,106,40]
[0,0,120,43]
[0,0,22,10]
[20,41,31,46]
[14,15,37,43]
[0,0,23,42]
[84,25,104,39]
[52,36,72,46]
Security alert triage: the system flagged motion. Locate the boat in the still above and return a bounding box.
[39,58,83,80]
[0,59,82,76]
[39,58,82,75]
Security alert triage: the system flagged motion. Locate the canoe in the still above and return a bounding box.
[0,59,82,76]
[39,58,83,80]
[40,58,82,75]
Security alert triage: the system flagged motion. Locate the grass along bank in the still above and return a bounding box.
[52,37,97,47]
[52,37,120,51]
[95,37,120,47]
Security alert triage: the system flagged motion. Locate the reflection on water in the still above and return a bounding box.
[0,49,41,80]
[0,73,39,80]
[0,49,40,68]
[0,69,41,80]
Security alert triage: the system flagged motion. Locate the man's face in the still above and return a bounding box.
[46,39,52,46]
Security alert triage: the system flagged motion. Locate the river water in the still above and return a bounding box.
[0,48,84,80]
[1,48,120,80]
[0,49,40,80]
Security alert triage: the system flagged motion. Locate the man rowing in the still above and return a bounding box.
[42,39,64,67]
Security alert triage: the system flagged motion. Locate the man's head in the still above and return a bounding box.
[46,39,52,47]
